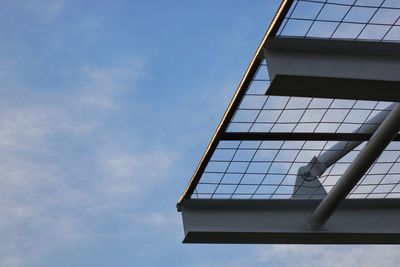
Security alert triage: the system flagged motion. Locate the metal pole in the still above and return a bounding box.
[310,103,400,230]
[318,103,396,168]
[293,103,395,198]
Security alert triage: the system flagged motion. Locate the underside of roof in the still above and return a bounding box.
[178,0,400,244]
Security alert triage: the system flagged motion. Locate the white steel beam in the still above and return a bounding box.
[180,199,400,244]
[264,37,400,101]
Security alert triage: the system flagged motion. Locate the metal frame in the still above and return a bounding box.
[221,132,400,141]
[310,103,400,229]
[182,199,400,244]
[264,37,400,101]
[177,0,400,244]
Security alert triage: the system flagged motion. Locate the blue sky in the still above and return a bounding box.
[1,0,399,266]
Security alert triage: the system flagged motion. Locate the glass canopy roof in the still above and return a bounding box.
[179,0,400,203]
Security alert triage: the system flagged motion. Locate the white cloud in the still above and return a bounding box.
[97,150,172,197]
[1,0,65,23]
[256,245,400,267]
[0,146,85,267]
[78,59,147,111]
[135,210,181,243]
[0,58,174,266]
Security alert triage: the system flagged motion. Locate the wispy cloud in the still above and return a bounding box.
[97,150,172,197]
[1,0,65,23]
[78,59,147,111]
[256,245,400,267]
[0,57,174,266]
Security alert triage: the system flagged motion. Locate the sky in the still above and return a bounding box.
[1,0,400,266]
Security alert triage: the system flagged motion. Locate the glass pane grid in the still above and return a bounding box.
[277,0,400,42]
[192,141,400,200]
[189,3,400,200]
[227,60,393,134]
[192,59,399,200]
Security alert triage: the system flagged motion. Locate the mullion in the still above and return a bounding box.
[365,153,400,198]
[208,140,243,199]
[304,0,329,37]
[278,0,300,35]
[287,17,397,27]
[381,16,400,41]
[355,0,385,40]
[329,0,357,38]
[299,0,398,10]
[228,141,264,199]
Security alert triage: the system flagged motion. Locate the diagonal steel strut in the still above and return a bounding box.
[293,103,396,198]
[309,102,400,229]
